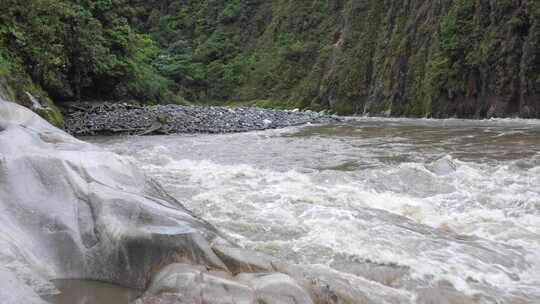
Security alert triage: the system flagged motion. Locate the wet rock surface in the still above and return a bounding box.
[61,102,343,136]
[1,99,389,304]
[0,100,228,296]
[137,264,314,304]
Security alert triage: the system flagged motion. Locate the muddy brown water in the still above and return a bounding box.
[42,280,141,304]
[79,118,540,303]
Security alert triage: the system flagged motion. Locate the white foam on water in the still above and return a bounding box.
[92,119,540,302]
[128,150,540,300]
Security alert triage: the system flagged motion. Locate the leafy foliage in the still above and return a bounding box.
[123,0,540,117]
[1,0,539,118]
[0,0,177,104]
[121,0,336,105]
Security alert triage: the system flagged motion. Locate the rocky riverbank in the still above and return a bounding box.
[2,98,403,304]
[61,102,343,136]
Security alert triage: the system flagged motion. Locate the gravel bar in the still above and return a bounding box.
[61,102,344,136]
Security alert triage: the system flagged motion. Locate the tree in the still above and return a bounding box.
[0,0,176,103]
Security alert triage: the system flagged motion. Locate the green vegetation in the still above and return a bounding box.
[0,0,178,105]
[122,0,338,106]
[1,0,539,118]
[123,0,539,117]
[34,105,64,128]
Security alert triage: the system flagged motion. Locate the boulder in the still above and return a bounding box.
[0,98,320,304]
[0,267,49,304]
[238,273,314,304]
[138,264,314,304]
[212,246,277,274]
[426,156,457,176]
[0,99,227,300]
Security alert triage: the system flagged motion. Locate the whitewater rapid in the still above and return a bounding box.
[91,118,540,303]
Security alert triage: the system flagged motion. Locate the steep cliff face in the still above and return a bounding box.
[2,0,539,118]
[313,0,540,118]
[131,0,540,118]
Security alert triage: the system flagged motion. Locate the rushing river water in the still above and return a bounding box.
[90,118,540,304]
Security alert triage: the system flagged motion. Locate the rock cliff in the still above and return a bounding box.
[129,0,540,118]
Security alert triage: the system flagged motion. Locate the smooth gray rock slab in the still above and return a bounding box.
[238,273,314,304]
[212,246,277,275]
[61,102,344,136]
[139,264,314,304]
[0,267,48,304]
[0,99,227,300]
[0,99,319,304]
[0,99,381,304]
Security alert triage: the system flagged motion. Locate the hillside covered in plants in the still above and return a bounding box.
[0,0,179,107]
[2,0,540,118]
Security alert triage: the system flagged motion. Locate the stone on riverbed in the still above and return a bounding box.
[0,268,48,304]
[137,264,314,304]
[212,245,278,274]
[61,102,343,136]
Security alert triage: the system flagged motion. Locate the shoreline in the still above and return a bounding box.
[61,101,540,137]
[61,102,344,136]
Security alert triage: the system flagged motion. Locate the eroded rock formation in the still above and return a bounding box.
[1,95,414,304]
[0,98,320,303]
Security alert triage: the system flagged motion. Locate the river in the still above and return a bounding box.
[90,118,540,303]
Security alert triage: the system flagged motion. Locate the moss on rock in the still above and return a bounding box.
[34,104,63,128]
[0,51,63,127]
